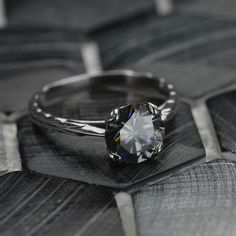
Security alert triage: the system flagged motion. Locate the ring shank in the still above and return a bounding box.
[30,70,178,137]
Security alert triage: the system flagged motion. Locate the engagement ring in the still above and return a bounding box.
[30,70,178,164]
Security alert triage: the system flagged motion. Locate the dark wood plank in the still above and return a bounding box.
[0,172,123,236]
[6,0,155,32]
[0,30,85,112]
[207,90,236,153]
[133,160,236,236]
[95,13,236,98]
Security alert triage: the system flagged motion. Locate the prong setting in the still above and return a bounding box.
[105,102,165,164]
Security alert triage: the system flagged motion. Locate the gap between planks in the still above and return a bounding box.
[115,192,138,236]
[191,100,223,162]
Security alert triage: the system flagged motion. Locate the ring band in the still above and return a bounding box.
[30,70,178,164]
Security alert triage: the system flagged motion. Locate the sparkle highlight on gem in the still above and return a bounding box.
[105,103,164,164]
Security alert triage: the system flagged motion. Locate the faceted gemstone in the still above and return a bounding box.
[105,103,164,164]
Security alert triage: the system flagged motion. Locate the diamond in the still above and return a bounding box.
[105,103,164,164]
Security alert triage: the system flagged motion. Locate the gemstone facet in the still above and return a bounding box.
[105,103,164,164]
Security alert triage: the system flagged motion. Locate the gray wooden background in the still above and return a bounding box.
[0,0,235,236]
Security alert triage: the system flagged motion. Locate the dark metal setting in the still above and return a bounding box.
[105,102,165,164]
[29,70,178,164]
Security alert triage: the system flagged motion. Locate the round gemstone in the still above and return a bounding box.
[105,103,164,164]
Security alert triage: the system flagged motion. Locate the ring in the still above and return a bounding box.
[29,70,178,164]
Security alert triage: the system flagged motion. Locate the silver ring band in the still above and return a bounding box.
[29,70,178,164]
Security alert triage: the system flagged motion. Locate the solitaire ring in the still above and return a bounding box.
[29,70,178,164]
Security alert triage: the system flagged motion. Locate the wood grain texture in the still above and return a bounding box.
[96,13,236,99]
[6,0,155,31]
[0,172,123,236]
[1,0,236,235]
[181,0,236,21]
[0,30,85,112]
[207,90,236,154]
[133,160,236,236]
[96,14,235,68]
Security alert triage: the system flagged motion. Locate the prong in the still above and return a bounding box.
[146,102,161,116]
[107,108,120,123]
[107,150,121,161]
